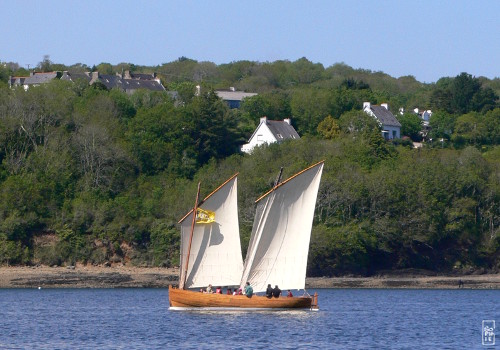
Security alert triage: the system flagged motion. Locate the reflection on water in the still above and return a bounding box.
[0,288,498,349]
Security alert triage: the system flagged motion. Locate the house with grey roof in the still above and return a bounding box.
[215,87,257,108]
[89,71,165,94]
[9,71,61,90]
[10,69,165,94]
[60,71,91,83]
[363,102,401,140]
[241,117,300,153]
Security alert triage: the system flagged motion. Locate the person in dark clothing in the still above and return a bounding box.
[266,284,273,298]
[272,285,281,298]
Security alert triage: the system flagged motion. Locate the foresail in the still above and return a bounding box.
[240,162,324,293]
[179,175,244,289]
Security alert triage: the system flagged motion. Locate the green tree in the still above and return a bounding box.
[452,112,486,148]
[338,110,379,134]
[317,115,340,140]
[186,90,241,166]
[397,112,423,141]
[428,110,455,142]
[290,88,332,135]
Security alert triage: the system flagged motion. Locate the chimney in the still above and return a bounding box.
[260,116,267,124]
[283,118,291,125]
[363,102,371,110]
[124,70,131,79]
[381,103,389,110]
[230,87,236,92]
[90,71,99,84]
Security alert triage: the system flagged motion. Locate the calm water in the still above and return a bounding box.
[0,288,498,349]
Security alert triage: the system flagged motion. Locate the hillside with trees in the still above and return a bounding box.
[0,56,499,276]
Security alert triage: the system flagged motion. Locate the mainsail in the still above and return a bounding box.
[240,162,324,293]
[179,175,244,289]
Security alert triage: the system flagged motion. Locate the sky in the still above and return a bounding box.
[1,0,499,83]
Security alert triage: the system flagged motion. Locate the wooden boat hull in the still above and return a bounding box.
[168,286,318,310]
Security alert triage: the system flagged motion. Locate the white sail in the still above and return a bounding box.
[179,175,244,289]
[240,162,324,293]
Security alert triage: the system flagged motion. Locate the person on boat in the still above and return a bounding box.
[236,288,242,295]
[266,284,273,298]
[287,290,293,297]
[233,289,238,295]
[215,286,221,294]
[227,288,232,295]
[244,282,253,297]
[272,285,281,298]
[206,284,213,293]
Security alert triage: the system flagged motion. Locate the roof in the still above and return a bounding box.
[370,105,401,127]
[61,71,91,82]
[215,90,257,101]
[130,72,157,80]
[95,74,165,92]
[23,72,60,85]
[266,120,300,140]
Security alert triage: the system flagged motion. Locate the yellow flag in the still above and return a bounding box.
[196,208,215,224]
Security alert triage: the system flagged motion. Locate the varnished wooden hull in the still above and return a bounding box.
[169,286,318,310]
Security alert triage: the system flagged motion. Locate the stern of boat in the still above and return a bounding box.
[311,292,319,311]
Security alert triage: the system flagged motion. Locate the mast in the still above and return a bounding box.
[180,182,201,290]
[274,167,283,186]
[178,173,243,289]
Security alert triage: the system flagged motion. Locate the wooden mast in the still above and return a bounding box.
[180,182,201,290]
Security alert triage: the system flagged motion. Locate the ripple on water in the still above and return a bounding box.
[0,288,498,349]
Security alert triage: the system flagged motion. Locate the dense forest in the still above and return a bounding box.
[0,56,499,276]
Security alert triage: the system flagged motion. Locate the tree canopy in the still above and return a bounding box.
[0,58,499,276]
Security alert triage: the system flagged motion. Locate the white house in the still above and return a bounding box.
[413,108,432,123]
[363,102,401,140]
[241,117,300,153]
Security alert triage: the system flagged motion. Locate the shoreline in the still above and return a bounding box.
[1,265,499,289]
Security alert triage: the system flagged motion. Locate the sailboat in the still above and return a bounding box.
[169,161,324,310]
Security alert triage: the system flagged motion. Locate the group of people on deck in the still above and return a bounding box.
[201,284,244,295]
[266,284,292,298]
[200,282,293,298]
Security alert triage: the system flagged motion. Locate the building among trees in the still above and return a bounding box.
[215,87,257,108]
[241,117,300,153]
[9,71,62,90]
[9,70,165,94]
[363,102,401,140]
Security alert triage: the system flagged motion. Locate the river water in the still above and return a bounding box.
[0,288,498,349]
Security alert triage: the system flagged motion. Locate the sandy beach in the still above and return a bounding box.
[1,265,499,289]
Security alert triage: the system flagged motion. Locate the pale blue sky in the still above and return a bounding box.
[1,0,498,82]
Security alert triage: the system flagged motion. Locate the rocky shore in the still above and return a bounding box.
[1,265,499,289]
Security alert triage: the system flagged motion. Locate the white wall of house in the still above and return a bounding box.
[382,126,400,140]
[241,118,277,153]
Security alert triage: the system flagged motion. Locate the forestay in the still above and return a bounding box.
[179,175,244,289]
[240,162,324,293]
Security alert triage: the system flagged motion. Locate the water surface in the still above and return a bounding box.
[0,288,498,349]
